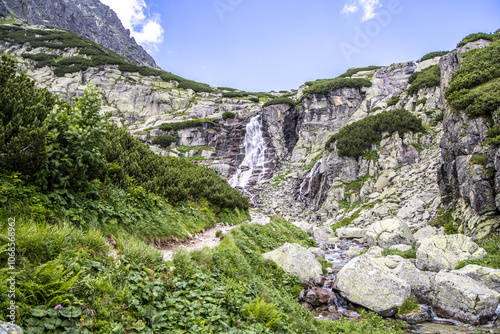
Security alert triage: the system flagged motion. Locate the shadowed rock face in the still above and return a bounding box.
[0,0,157,68]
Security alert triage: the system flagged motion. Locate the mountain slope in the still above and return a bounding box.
[0,0,157,67]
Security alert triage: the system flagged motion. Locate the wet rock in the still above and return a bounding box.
[416,234,486,271]
[339,309,361,319]
[395,305,433,324]
[432,271,500,325]
[262,243,323,282]
[336,227,368,239]
[335,255,411,317]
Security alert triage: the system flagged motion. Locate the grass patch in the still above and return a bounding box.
[386,94,401,107]
[397,296,419,315]
[469,153,488,166]
[455,232,500,269]
[382,247,416,259]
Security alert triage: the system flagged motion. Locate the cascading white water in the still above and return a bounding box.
[298,159,322,201]
[229,115,267,189]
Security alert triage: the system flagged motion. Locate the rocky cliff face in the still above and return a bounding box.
[438,39,500,238]
[0,0,157,67]
[1,22,498,238]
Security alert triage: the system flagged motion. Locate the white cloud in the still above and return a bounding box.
[100,0,164,52]
[341,0,381,22]
[341,4,359,15]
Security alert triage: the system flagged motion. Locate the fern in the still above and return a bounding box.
[243,298,280,330]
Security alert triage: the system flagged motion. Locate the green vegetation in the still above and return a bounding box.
[151,134,179,148]
[416,98,427,105]
[262,97,296,108]
[485,124,500,145]
[407,65,441,95]
[337,66,381,78]
[304,78,372,96]
[457,31,499,48]
[325,109,425,157]
[222,112,237,120]
[222,91,249,98]
[0,25,213,92]
[429,208,459,235]
[397,296,419,315]
[386,94,401,107]
[371,106,383,113]
[331,209,361,233]
[456,233,500,269]
[382,247,416,259]
[445,39,500,117]
[420,51,449,62]
[158,118,216,132]
[469,153,488,166]
[301,153,322,171]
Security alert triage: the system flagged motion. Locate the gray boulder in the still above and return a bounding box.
[262,243,322,282]
[312,226,335,241]
[309,247,326,260]
[335,255,411,316]
[336,227,368,239]
[432,272,500,325]
[452,264,500,293]
[0,321,23,334]
[416,234,486,271]
[366,217,415,248]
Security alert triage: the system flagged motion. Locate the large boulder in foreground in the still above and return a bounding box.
[432,272,500,325]
[451,264,500,293]
[334,255,411,316]
[0,321,23,333]
[262,243,322,282]
[416,234,486,271]
[366,217,415,248]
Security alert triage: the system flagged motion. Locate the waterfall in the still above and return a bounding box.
[298,158,322,202]
[230,115,267,189]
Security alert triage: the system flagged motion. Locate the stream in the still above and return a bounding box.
[321,240,500,333]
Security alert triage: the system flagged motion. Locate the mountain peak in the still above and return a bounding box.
[0,0,158,68]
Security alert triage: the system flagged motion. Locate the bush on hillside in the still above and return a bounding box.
[151,134,179,147]
[262,97,296,108]
[420,51,449,61]
[457,32,499,48]
[222,111,236,120]
[0,55,56,175]
[407,65,441,95]
[445,40,500,117]
[325,109,425,157]
[337,66,381,78]
[158,118,216,132]
[304,77,372,96]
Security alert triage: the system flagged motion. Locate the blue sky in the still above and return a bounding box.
[100,0,500,92]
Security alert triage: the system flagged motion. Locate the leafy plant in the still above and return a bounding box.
[397,296,419,315]
[242,298,280,330]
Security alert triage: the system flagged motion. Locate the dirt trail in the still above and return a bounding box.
[160,210,270,262]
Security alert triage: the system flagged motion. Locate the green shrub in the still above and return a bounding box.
[222,112,236,120]
[416,98,427,105]
[103,126,249,210]
[222,91,248,98]
[456,233,500,269]
[242,298,280,330]
[217,86,237,91]
[371,106,382,113]
[151,134,178,147]
[158,118,216,132]
[485,124,500,145]
[262,97,296,108]
[325,109,425,157]
[248,97,259,103]
[304,77,372,95]
[21,53,57,61]
[386,94,401,107]
[457,32,499,48]
[177,80,213,93]
[0,55,56,175]
[407,65,441,95]
[432,111,444,125]
[337,66,381,78]
[420,51,449,61]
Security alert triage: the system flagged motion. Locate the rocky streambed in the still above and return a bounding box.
[264,227,500,333]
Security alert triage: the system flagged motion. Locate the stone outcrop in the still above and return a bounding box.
[334,255,411,316]
[451,264,500,293]
[262,243,322,282]
[365,217,415,248]
[416,234,486,271]
[0,321,23,333]
[432,271,500,325]
[0,0,157,67]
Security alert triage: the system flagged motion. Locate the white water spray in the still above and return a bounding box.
[230,115,267,189]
